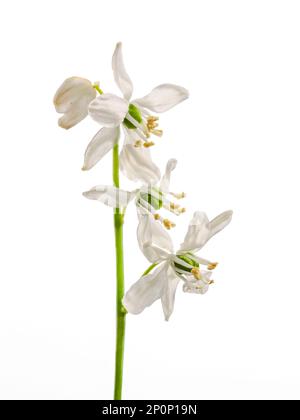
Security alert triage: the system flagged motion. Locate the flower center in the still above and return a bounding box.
[138,187,163,211]
[123,104,143,129]
[123,104,163,148]
[173,254,201,280]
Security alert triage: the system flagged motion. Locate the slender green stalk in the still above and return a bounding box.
[113,143,126,400]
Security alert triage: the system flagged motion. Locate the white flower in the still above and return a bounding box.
[83,159,186,229]
[82,42,189,184]
[122,210,233,321]
[53,77,96,129]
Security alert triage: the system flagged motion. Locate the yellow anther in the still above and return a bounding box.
[208,262,218,270]
[154,214,161,221]
[163,219,176,230]
[143,141,155,148]
[191,268,202,280]
[208,280,215,285]
[134,140,143,148]
[170,202,180,210]
[171,192,186,200]
[152,129,163,137]
[147,116,159,123]
[180,208,186,214]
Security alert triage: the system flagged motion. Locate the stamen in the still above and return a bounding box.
[143,141,155,148]
[170,203,180,210]
[152,129,163,137]
[146,116,163,137]
[207,262,218,270]
[191,268,202,280]
[134,140,143,148]
[170,192,186,200]
[154,214,161,221]
[163,219,176,230]
[163,200,186,216]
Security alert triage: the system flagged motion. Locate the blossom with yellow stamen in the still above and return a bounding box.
[82,42,189,185]
[83,159,186,231]
[54,42,189,185]
[123,209,233,320]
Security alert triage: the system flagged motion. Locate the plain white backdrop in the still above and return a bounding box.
[0,0,300,400]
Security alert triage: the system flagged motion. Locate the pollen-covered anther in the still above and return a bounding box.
[163,219,176,230]
[134,140,143,148]
[152,129,163,137]
[170,202,180,210]
[143,141,155,148]
[180,208,186,214]
[191,268,202,280]
[146,116,163,137]
[154,214,161,221]
[147,116,159,126]
[207,262,218,270]
[171,192,186,200]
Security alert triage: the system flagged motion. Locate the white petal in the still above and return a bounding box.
[88,94,129,127]
[137,214,174,263]
[54,77,96,129]
[179,212,210,253]
[208,210,233,239]
[82,127,120,171]
[159,159,177,193]
[161,267,180,321]
[83,185,137,208]
[112,42,134,100]
[134,84,189,113]
[57,104,88,130]
[120,144,161,184]
[123,262,168,315]
[54,77,96,113]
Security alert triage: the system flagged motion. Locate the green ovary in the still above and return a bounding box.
[174,254,199,273]
[123,104,143,129]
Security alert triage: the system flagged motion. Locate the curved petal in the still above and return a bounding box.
[183,271,212,295]
[54,77,96,113]
[123,262,168,315]
[54,77,96,129]
[57,103,88,130]
[161,267,180,321]
[83,185,137,208]
[88,94,129,127]
[179,212,210,253]
[159,159,177,193]
[134,84,189,113]
[208,210,233,239]
[137,214,174,263]
[112,42,134,100]
[82,127,119,171]
[120,144,161,184]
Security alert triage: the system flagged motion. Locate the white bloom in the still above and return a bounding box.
[123,210,233,321]
[53,77,96,129]
[83,159,186,228]
[82,42,189,184]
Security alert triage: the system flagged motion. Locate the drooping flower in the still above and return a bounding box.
[53,77,96,129]
[122,210,233,320]
[82,43,189,184]
[83,159,186,229]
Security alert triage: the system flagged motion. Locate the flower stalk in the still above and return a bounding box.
[113,143,126,400]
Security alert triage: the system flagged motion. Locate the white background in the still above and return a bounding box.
[0,0,299,400]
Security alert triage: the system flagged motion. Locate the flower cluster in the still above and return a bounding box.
[54,43,232,321]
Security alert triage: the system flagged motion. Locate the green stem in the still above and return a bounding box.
[113,143,126,400]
